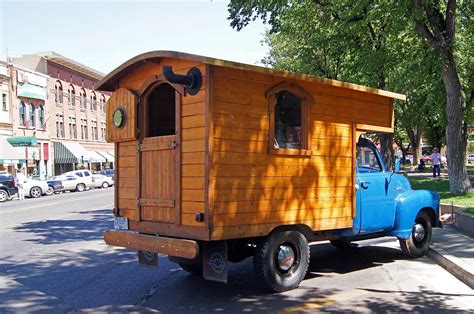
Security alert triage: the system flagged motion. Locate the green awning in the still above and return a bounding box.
[7,136,38,147]
[54,141,90,164]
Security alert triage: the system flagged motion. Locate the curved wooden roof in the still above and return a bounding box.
[96,50,406,101]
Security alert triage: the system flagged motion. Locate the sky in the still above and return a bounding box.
[1,0,269,74]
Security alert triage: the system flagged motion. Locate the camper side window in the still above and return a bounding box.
[267,83,312,156]
[274,91,301,149]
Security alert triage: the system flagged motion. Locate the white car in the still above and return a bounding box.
[23,179,49,198]
[468,154,474,163]
[92,174,114,188]
[62,170,96,191]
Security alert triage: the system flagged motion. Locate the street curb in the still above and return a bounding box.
[427,245,474,289]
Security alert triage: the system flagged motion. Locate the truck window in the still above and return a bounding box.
[357,146,382,173]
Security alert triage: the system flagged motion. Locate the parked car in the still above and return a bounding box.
[468,154,474,163]
[0,173,18,202]
[99,169,115,179]
[46,178,64,195]
[23,179,49,198]
[58,170,96,192]
[92,174,114,188]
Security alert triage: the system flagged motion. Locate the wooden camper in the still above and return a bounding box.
[97,51,405,243]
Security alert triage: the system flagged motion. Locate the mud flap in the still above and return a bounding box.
[138,251,158,268]
[203,241,228,283]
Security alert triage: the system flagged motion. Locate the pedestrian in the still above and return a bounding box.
[430,148,441,178]
[16,169,26,200]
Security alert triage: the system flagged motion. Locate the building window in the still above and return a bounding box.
[2,93,6,111]
[80,89,87,110]
[101,122,106,141]
[90,92,97,112]
[55,81,63,105]
[91,120,98,140]
[68,85,75,107]
[38,105,45,128]
[266,82,312,156]
[29,103,36,128]
[56,113,64,138]
[19,101,26,126]
[100,94,106,114]
[80,119,88,140]
[69,117,77,139]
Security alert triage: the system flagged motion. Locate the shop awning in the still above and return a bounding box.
[7,136,38,147]
[0,136,26,164]
[87,150,107,163]
[97,151,115,162]
[54,141,90,164]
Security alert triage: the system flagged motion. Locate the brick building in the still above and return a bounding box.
[5,52,113,177]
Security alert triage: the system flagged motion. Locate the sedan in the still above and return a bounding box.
[23,179,50,198]
[46,178,64,195]
[92,174,114,188]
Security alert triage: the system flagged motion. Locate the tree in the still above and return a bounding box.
[407,0,471,194]
[229,0,472,194]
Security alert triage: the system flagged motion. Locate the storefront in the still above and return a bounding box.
[0,136,26,173]
[53,141,90,175]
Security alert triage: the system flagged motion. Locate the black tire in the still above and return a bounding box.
[45,185,54,196]
[330,239,358,250]
[30,186,42,198]
[399,211,432,258]
[76,183,86,192]
[102,181,109,188]
[254,230,309,292]
[0,189,8,202]
[169,256,202,275]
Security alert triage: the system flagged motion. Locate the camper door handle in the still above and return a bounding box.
[360,181,370,189]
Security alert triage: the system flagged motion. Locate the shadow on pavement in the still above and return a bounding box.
[11,209,112,244]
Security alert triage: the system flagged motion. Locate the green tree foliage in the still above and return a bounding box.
[228,0,472,194]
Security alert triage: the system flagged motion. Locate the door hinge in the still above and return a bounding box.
[137,199,144,206]
[137,143,141,152]
[170,141,178,149]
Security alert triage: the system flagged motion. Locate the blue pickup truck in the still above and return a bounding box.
[333,138,441,260]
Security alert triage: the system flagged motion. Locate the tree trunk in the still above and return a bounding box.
[408,127,422,166]
[379,133,394,171]
[443,56,471,194]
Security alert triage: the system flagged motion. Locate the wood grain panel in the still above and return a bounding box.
[212,176,352,190]
[106,88,137,142]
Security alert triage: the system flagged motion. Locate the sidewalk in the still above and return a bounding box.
[428,224,474,289]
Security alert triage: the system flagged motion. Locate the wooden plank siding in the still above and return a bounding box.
[208,65,392,240]
[113,58,208,235]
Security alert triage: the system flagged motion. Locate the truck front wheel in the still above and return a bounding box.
[254,230,309,292]
[399,211,432,258]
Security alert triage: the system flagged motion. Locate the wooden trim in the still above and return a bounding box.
[266,81,314,101]
[205,64,213,232]
[138,74,185,96]
[139,199,175,207]
[352,123,357,218]
[268,148,312,156]
[129,220,210,240]
[356,124,393,133]
[104,230,199,259]
[267,82,313,156]
[175,89,182,226]
[97,51,406,101]
[114,143,119,210]
[139,141,177,151]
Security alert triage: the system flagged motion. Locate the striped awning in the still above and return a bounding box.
[97,150,115,162]
[0,136,26,164]
[87,150,107,163]
[54,141,90,164]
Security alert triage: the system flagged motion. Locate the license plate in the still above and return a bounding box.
[114,217,129,230]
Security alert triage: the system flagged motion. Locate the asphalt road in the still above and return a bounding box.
[1,189,473,313]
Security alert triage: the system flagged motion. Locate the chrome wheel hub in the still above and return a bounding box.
[413,223,426,242]
[277,244,295,271]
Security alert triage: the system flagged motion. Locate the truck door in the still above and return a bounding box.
[138,82,181,224]
[355,141,396,234]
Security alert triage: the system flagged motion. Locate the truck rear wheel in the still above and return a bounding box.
[254,230,309,292]
[399,211,432,258]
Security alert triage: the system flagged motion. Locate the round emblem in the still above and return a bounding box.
[112,107,126,129]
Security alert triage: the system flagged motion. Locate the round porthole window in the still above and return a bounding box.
[112,107,126,129]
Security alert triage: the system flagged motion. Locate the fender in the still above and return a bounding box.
[389,189,440,239]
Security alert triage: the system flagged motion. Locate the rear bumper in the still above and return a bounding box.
[104,230,199,259]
